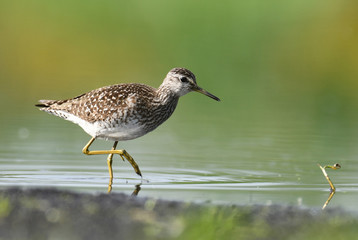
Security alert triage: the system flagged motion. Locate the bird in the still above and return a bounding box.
[36,67,220,191]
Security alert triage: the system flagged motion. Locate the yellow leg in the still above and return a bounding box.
[106,141,118,193]
[82,137,143,178]
[107,141,118,179]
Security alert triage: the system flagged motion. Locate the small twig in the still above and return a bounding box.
[318,163,340,191]
[318,163,341,210]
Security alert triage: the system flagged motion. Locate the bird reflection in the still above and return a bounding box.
[131,184,142,196]
[107,179,142,196]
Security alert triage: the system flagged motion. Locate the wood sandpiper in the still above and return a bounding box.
[36,67,220,191]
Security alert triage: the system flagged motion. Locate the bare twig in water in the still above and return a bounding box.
[318,163,341,209]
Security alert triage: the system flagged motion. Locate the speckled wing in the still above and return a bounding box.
[36,83,156,124]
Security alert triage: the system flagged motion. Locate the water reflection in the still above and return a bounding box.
[322,191,336,210]
[131,184,141,196]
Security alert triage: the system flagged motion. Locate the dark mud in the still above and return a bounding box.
[0,188,356,240]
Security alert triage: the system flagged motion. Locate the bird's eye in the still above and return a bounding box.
[180,77,189,83]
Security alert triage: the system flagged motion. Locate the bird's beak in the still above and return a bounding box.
[193,86,221,102]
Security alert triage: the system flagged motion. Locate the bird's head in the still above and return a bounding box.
[163,67,220,101]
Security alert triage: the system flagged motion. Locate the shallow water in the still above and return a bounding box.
[1,107,358,211]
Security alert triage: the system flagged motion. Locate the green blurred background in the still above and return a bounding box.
[1,0,358,209]
[1,0,358,118]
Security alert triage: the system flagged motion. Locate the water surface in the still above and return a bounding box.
[1,108,357,211]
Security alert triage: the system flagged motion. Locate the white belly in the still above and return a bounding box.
[53,110,147,141]
[92,121,147,141]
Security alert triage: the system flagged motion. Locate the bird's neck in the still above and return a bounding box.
[135,84,177,131]
[156,84,179,105]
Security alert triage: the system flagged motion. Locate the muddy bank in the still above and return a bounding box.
[0,188,356,240]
